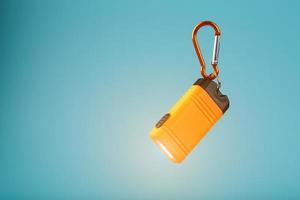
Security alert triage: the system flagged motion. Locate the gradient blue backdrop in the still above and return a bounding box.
[1,0,300,199]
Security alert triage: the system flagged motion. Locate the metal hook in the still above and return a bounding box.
[192,21,221,80]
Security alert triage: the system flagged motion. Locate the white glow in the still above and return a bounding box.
[156,141,174,160]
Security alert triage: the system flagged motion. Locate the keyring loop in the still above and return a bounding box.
[192,21,221,80]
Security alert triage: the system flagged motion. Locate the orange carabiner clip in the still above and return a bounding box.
[192,21,221,80]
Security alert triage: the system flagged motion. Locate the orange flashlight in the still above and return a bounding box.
[150,21,230,163]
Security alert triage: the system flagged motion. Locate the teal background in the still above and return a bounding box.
[1,0,300,199]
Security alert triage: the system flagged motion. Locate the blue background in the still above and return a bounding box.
[1,0,300,199]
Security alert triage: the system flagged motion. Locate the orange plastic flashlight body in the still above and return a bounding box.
[150,79,229,163]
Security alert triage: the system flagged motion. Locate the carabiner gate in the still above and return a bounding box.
[192,21,221,80]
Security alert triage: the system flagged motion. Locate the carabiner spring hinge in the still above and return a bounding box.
[212,35,220,65]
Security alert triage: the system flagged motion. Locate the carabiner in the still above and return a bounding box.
[192,21,221,80]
